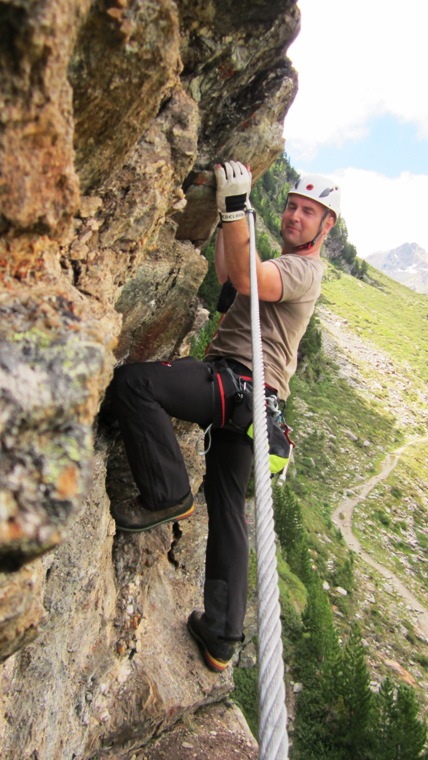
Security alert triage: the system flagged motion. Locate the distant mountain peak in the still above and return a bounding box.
[366,243,428,294]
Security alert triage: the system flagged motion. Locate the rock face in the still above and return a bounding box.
[0,1,299,756]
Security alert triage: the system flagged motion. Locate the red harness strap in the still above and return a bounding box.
[216,371,227,428]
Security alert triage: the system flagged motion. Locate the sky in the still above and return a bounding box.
[283,0,428,259]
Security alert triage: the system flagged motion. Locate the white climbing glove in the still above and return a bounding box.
[214,160,252,223]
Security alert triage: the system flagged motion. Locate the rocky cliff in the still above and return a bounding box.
[0,1,299,756]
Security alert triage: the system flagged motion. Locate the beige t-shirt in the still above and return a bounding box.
[205,253,323,400]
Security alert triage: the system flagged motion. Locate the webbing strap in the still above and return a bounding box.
[247,208,289,759]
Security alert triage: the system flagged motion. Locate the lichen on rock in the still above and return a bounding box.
[0,0,299,755]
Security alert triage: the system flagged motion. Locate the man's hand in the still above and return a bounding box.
[215,161,252,223]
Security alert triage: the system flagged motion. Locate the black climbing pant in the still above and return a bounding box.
[112,356,253,640]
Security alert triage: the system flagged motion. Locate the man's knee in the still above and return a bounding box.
[113,362,151,401]
[113,363,132,395]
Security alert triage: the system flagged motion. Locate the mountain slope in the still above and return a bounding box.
[283,261,428,722]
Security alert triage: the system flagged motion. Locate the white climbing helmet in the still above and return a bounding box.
[289,174,341,221]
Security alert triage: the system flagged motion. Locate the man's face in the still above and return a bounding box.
[281,194,332,251]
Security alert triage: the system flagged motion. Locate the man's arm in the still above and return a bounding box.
[222,218,283,302]
[214,161,283,302]
[214,226,228,285]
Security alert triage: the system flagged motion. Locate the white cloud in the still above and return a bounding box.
[326,168,428,258]
[285,0,428,155]
[284,0,428,257]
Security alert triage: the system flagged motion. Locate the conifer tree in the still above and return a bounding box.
[299,575,340,678]
[292,575,343,759]
[373,678,428,760]
[374,677,397,759]
[273,483,305,568]
[334,623,373,758]
[392,685,427,760]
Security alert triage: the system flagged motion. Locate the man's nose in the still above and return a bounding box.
[287,206,300,220]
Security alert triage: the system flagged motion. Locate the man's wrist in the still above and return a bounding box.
[220,210,246,223]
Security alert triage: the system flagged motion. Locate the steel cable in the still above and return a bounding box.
[247,208,289,759]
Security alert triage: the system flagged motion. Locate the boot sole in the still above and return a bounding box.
[187,618,232,673]
[116,501,194,533]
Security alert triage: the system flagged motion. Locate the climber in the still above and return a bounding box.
[110,162,340,672]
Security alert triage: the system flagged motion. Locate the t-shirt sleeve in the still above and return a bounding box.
[271,256,322,302]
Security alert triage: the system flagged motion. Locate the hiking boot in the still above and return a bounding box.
[111,492,194,532]
[187,609,236,672]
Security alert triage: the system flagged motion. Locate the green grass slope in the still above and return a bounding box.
[320,263,428,428]
[283,261,428,719]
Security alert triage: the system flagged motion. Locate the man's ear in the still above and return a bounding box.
[324,212,336,235]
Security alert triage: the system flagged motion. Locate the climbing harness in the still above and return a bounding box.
[199,358,295,481]
[196,360,253,456]
[246,207,289,759]
[246,395,295,478]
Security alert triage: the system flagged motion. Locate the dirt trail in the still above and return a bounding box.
[332,436,428,639]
